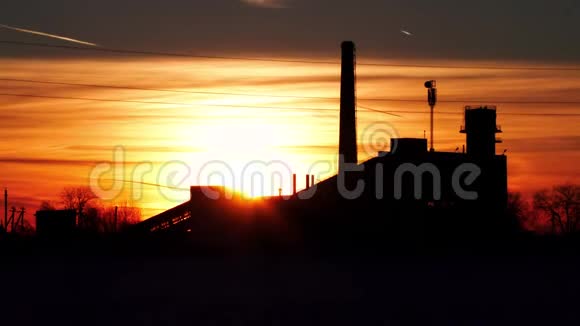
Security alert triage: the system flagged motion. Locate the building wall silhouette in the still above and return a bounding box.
[134,42,510,245]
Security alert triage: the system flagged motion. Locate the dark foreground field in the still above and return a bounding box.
[1,245,580,325]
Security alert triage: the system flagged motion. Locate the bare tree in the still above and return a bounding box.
[53,186,142,233]
[83,201,103,232]
[39,200,58,211]
[533,183,580,234]
[59,186,97,228]
[116,202,142,231]
[79,200,142,233]
[99,202,142,233]
[507,192,531,230]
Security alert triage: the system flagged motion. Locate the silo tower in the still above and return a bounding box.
[460,105,502,158]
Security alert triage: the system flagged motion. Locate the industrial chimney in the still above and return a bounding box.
[338,41,357,173]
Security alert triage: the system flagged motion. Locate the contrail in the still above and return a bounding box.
[0,23,97,46]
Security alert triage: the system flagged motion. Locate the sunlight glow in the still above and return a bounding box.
[1,57,579,220]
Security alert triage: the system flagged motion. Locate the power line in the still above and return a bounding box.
[0,92,333,112]
[358,105,402,117]
[376,110,580,117]
[2,40,580,71]
[361,98,580,105]
[103,179,189,191]
[0,91,398,117]
[0,40,337,64]
[0,92,578,117]
[0,77,334,101]
[2,77,580,105]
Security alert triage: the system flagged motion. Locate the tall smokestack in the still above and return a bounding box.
[339,41,357,173]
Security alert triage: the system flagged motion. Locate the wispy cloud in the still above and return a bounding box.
[505,136,580,153]
[241,0,288,9]
[0,23,98,46]
[0,157,162,166]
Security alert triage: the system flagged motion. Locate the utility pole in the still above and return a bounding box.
[425,80,437,152]
[7,207,15,233]
[15,208,24,233]
[114,205,118,233]
[4,188,7,231]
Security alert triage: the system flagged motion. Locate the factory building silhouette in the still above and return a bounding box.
[134,41,510,245]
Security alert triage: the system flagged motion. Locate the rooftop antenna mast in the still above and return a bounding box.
[425,80,437,152]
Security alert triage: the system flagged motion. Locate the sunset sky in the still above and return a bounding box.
[1,0,579,221]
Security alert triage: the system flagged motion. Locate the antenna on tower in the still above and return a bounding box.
[425,80,437,152]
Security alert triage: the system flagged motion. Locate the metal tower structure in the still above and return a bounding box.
[425,80,437,152]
